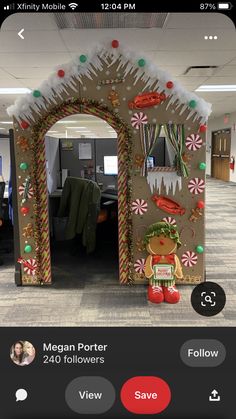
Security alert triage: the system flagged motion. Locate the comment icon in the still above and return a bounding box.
[15,388,28,402]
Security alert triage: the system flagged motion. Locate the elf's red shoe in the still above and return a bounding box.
[148,285,164,304]
[163,285,180,304]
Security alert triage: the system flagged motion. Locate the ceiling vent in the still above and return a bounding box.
[183,66,218,77]
[54,13,169,29]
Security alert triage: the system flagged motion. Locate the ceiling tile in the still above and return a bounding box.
[1,13,58,30]
[0,52,71,67]
[165,13,234,29]
[0,31,66,53]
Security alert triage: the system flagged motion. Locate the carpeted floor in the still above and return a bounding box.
[0,177,235,327]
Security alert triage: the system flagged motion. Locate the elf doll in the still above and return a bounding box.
[144,221,183,304]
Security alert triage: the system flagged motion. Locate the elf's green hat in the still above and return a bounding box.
[144,221,181,248]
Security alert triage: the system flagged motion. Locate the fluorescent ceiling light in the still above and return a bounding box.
[56,120,81,124]
[0,88,31,94]
[0,128,5,130]
[65,127,88,129]
[196,85,236,92]
[48,130,58,133]
[0,121,13,124]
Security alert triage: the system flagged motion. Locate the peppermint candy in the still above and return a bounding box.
[185,134,203,151]
[162,217,176,225]
[181,251,198,267]
[19,180,33,199]
[188,178,205,195]
[134,258,146,274]
[131,199,148,215]
[131,112,148,129]
[18,258,37,275]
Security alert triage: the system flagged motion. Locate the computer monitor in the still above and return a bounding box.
[147,156,155,169]
[104,156,118,175]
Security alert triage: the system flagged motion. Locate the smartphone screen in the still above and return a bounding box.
[0,1,235,417]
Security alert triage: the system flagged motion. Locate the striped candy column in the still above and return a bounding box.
[117,130,130,284]
[35,131,52,283]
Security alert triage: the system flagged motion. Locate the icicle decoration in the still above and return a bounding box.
[147,172,182,195]
[7,42,212,123]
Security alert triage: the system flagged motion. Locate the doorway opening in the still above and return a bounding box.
[211,129,231,182]
[45,114,119,287]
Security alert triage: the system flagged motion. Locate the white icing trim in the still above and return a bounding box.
[7,42,212,123]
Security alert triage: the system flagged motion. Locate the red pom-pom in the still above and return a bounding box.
[57,69,65,78]
[166,81,174,89]
[197,200,205,209]
[111,39,119,48]
[21,207,30,215]
[199,124,207,133]
[20,120,29,130]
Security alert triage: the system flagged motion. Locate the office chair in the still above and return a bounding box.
[0,181,9,265]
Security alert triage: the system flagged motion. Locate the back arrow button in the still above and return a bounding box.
[18,29,25,40]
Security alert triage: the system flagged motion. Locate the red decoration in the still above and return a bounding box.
[199,124,207,133]
[197,200,205,209]
[111,39,119,48]
[128,92,166,110]
[152,195,186,216]
[20,206,30,215]
[166,81,174,89]
[57,69,65,78]
[20,120,29,130]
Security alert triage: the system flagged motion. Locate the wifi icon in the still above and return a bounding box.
[69,2,78,9]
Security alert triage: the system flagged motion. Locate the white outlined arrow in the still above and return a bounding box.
[18,29,25,40]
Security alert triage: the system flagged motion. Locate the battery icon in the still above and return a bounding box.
[217,3,232,9]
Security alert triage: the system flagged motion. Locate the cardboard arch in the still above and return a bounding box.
[9,43,211,285]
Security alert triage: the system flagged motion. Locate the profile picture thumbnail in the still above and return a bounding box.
[10,341,36,366]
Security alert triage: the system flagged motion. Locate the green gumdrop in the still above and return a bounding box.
[138,58,146,67]
[33,90,41,98]
[189,100,197,108]
[196,245,204,254]
[199,162,206,170]
[24,245,32,253]
[79,54,87,63]
[20,162,28,171]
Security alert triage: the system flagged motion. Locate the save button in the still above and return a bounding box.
[120,376,171,414]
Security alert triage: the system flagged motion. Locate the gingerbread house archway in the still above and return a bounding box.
[8,40,211,286]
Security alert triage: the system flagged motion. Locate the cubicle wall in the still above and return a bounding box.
[59,137,117,190]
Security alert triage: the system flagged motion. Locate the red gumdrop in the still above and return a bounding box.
[166,81,174,89]
[199,124,207,133]
[20,120,29,130]
[111,39,119,48]
[57,69,65,78]
[197,200,205,209]
[21,207,30,215]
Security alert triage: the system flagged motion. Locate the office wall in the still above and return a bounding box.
[206,112,236,183]
[150,137,176,167]
[45,136,60,193]
[60,137,117,189]
[0,137,10,184]
[96,138,117,189]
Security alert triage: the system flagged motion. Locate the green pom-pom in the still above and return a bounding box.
[138,58,146,67]
[189,100,197,109]
[196,245,204,254]
[199,162,206,170]
[79,54,87,63]
[20,162,28,171]
[33,90,41,98]
[24,245,32,253]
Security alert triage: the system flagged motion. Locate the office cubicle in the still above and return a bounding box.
[59,138,118,191]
